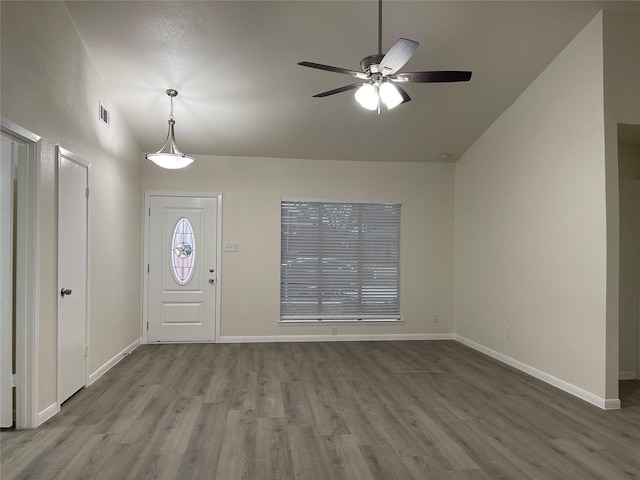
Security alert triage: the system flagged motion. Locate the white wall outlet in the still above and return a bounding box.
[432,313,439,323]
[506,326,511,339]
[332,326,338,335]
[224,242,238,252]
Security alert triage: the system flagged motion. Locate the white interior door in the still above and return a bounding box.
[57,148,89,404]
[147,195,217,342]
[0,135,15,427]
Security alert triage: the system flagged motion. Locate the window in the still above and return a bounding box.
[281,199,401,323]
[171,217,196,284]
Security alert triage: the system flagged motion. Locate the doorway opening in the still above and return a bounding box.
[618,123,640,406]
[1,118,40,429]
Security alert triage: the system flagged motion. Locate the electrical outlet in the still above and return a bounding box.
[224,242,238,252]
[506,326,511,339]
[332,326,338,335]
[432,313,439,323]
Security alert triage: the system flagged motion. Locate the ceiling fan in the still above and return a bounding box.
[298,0,472,113]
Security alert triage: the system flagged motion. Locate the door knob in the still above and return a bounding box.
[209,278,215,284]
[61,288,72,297]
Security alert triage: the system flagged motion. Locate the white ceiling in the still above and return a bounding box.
[64,1,639,163]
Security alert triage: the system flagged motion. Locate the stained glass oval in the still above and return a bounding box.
[171,217,196,284]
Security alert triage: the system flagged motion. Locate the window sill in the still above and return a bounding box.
[279,319,404,326]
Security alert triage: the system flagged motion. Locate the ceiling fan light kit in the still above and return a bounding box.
[146,89,195,169]
[355,82,404,111]
[298,0,472,113]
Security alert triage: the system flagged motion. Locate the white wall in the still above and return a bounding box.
[1,2,143,414]
[143,156,454,339]
[455,13,609,399]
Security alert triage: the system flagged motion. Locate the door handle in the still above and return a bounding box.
[209,278,215,284]
[61,288,72,297]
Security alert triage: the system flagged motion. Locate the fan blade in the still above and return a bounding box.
[298,61,369,80]
[312,83,363,98]
[379,38,419,75]
[395,84,412,104]
[392,71,472,83]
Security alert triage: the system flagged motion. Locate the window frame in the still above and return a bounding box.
[280,198,401,324]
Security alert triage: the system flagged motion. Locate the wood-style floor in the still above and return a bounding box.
[1,341,639,480]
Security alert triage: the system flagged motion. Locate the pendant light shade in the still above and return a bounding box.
[146,89,195,169]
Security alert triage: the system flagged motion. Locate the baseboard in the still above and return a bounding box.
[603,398,622,409]
[219,333,455,343]
[88,338,141,386]
[619,370,638,380]
[453,335,620,410]
[36,402,59,427]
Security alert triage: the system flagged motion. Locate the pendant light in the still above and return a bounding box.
[146,89,195,169]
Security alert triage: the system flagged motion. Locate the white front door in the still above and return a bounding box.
[0,134,15,427]
[57,148,89,404]
[147,195,218,342]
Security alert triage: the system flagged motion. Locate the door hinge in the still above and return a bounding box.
[148,207,151,216]
[147,264,150,273]
[146,321,149,331]
[85,345,89,357]
[86,187,90,198]
[11,374,16,388]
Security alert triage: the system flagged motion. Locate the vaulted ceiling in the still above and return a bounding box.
[64,1,639,163]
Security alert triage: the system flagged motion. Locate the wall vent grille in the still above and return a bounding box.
[99,102,111,126]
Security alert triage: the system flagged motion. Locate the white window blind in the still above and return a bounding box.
[281,200,401,322]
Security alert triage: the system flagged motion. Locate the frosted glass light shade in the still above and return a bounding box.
[379,82,403,110]
[354,84,379,111]
[146,153,195,169]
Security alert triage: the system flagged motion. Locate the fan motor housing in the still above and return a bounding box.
[361,54,384,74]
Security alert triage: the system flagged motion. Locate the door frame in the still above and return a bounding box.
[1,117,40,429]
[56,146,91,403]
[142,192,223,344]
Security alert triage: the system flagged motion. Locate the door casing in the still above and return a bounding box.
[1,117,40,429]
[143,192,222,344]
[1,131,16,427]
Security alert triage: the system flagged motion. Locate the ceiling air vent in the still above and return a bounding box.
[99,102,111,126]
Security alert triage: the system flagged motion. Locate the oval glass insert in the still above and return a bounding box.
[171,217,196,284]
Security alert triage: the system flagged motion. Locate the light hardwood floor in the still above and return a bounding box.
[1,341,639,479]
